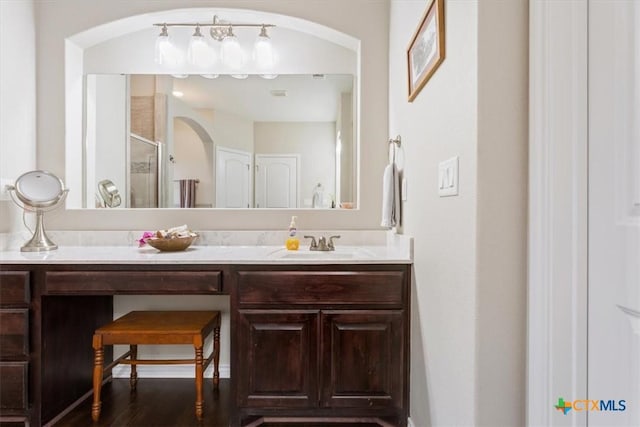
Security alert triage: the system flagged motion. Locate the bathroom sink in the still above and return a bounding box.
[270,248,376,260]
[280,251,356,259]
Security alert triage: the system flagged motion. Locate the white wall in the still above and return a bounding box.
[173,118,214,207]
[475,1,528,424]
[92,75,127,207]
[213,109,254,154]
[527,1,588,425]
[0,0,36,233]
[389,0,527,425]
[254,122,336,208]
[390,1,478,424]
[338,92,354,204]
[33,0,389,231]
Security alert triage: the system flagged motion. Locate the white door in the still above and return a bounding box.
[215,147,252,208]
[588,2,640,425]
[255,155,299,208]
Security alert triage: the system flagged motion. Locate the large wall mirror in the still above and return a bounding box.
[66,8,360,210]
[85,73,355,209]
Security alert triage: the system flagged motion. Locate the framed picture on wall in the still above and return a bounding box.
[407,0,445,102]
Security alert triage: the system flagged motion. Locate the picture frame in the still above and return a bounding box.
[407,0,445,102]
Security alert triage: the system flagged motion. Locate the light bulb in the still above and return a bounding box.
[154,25,183,67]
[253,26,274,69]
[187,25,215,68]
[221,27,245,70]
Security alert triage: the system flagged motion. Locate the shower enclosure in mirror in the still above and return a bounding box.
[84,73,355,209]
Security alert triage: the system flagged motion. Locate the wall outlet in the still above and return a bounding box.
[438,157,459,197]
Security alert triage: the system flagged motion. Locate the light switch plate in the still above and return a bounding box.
[438,157,459,197]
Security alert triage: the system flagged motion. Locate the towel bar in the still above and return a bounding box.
[388,135,401,146]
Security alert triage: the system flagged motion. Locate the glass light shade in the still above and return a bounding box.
[231,74,249,79]
[221,33,244,70]
[187,26,215,68]
[253,33,274,69]
[155,31,183,67]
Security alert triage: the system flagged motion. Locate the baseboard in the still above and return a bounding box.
[112,363,230,379]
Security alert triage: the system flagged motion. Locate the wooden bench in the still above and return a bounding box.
[91,310,221,421]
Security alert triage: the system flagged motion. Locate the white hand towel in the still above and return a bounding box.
[381,163,400,228]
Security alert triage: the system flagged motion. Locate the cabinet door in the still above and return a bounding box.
[321,310,404,409]
[237,310,319,408]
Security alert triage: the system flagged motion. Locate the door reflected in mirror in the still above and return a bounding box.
[84,74,356,209]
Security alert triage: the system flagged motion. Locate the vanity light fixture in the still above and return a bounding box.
[200,74,220,79]
[253,25,274,69]
[220,26,244,69]
[187,25,215,68]
[154,24,184,67]
[153,16,276,71]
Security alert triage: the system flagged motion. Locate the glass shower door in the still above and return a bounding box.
[129,133,162,208]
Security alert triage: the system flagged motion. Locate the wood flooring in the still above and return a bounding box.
[53,378,385,427]
[53,378,229,426]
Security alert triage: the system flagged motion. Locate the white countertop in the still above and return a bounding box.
[0,244,411,265]
[0,230,412,265]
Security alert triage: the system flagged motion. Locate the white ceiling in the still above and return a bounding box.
[170,74,353,122]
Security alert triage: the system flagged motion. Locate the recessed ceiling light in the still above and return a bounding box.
[172,90,184,97]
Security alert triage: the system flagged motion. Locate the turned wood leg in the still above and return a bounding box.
[92,335,104,422]
[130,344,138,391]
[213,325,220,390]
[195,345,204,420]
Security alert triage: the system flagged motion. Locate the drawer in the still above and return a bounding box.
[0,310,28,359]
[237,271,405,306]
[0,272,30,306]
[0,362,28,410]
[45,271,222,294]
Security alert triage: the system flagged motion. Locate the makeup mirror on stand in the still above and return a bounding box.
[6,170,69,252]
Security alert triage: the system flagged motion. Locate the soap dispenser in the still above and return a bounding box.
[285,216,300,250]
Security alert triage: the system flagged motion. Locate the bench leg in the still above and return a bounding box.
[130,344,138,391]
[195,345,204,420]
[92,335,104,422]
[213,325,220,390]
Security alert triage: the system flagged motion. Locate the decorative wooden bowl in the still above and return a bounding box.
[145,235,197,252]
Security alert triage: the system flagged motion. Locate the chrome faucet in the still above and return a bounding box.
[304,235,341,251]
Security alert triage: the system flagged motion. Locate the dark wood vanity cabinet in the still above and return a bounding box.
[0,271,31,426]
[232,266,410,427]
[0,263,410,427]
